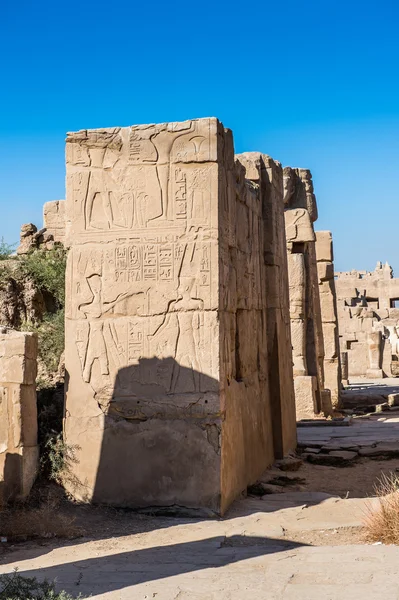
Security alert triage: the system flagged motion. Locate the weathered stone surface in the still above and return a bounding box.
[43,200,66,245]
[64,118,296,515]
[274,456,303,472]
[294,375,317,420]
[328,450,358,461]
[316,231,342,408]
[336,262,399,379]
[237,153,296,459]
[388,393,399,406]
[284,169,333,419]
[358,444,399,457]
[305,450,356,466]
[0,329,38,502]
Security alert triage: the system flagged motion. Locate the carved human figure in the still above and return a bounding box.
[149,123,195,221]
[78,274,129,383]
[149,277,204,392]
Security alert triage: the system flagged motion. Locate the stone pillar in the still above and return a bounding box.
[64,118,296,515]
[236,153,296,459]
[341,351,349,386]
[367,331,384,378]
[0,329,38,502]
[316,231,342,408]
[284,168,332,420]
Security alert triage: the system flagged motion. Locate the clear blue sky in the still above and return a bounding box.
[1,0,398,274]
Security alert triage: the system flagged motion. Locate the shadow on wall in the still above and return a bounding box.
[66,357,224,513]
[0,453,22,505]
[12,535,309,595]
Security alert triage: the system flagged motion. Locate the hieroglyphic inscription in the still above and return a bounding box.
[114,243,176,283]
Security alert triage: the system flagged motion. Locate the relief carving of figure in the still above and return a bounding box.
[148,277,204,392]
[78,274,129,383]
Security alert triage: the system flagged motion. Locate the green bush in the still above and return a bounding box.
[24,310,65,375]
[41,434,80,487]
[0,569,83,599]
[17,247,67,308]
[0,238,15,261]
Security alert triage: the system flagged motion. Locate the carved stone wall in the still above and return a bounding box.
[0,329,38,502]
[236,153,296,459]
[316,231,342,407]
[284,168,333,420]
[335,262,399,378]
[64,118,297,514]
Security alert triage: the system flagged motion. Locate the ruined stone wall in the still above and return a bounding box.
[64,118,297,514]
[236,153,296,458]
[316,231,341,407]
[336,262,399,378]
[284,168,332,419]
[0,330,38,502]
[43,200,66,245]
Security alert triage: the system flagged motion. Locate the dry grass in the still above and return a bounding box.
[364,473,399,544]
[0,485,84,542]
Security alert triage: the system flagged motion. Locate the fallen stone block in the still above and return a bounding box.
[273,457,303,472]
[388,393,399,407]
[358,445,399,458]
[305,451,357,466]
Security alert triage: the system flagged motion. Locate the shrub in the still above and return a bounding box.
[0,238,15,261]
[24,310,65,375]
[0,569,83,599]
[364,473,399,543]
[41,434,80,488]
[17,247,67,308]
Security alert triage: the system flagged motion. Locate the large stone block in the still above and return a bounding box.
[294,376,317,420]
[64,119,295,515]
[315,231,333,262]
[0,330,38,502]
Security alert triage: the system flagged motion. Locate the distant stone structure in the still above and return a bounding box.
[17,200,66,255]
[336,262,399,378]
[283,167,334,419]
[316,232,342,407]
[0,329,38,502]
[64,118,297,515]
[43,200,66,245]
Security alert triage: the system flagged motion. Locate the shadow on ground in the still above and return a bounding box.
[6,535,308,596]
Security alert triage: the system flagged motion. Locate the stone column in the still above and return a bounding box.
[64,118,297,515]
[316,231,342,408]
[367,331,384,378]
[341,351,349,386]
[236,153,296,458]
[0,329,38,502]
[283,168,332,420]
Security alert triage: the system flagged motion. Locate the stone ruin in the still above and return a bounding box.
[283,168,340,419]
[0,116,345,514]
[316,232,342,407]
[336,262,399,379]
[63,118,299,515]
[0,329,38,503]
[17,200,66,255]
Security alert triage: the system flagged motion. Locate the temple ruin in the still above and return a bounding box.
[316,231,342,407]
[63,118,299,515]
[336,262,399,379]
[0,116,349,513]
[283,168,335,419]
[0,329,38,502]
